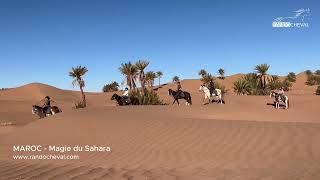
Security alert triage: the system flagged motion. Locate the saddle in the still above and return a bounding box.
[211,90,217,97]
[175,90,184,98]
[276,94,285,102]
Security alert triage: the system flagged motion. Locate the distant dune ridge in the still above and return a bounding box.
[0,72,320,179]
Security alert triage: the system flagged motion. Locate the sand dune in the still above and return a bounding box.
[1,107,320,179]
[1,73,320,179]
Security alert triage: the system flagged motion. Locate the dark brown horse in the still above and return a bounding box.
[32,105,62,119]
[168,89,192,105]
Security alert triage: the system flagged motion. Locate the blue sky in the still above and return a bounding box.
[0,0,319,92]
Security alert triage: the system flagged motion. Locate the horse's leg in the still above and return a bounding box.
[184,97,189,106]
[177,99,180,105]
[172,99,176,105]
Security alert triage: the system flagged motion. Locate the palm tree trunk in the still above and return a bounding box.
[158,77,160,87]
[140,77,146,94]
[80,85,86,107]
[127,76,132,90]
[140,72,146,94]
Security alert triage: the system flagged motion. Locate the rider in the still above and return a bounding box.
[122,87,130,104]
[41,96,55,114]
[176,81,184,98]
[123,87,129,97]
[208,80,216,97]
[277,87,285,100]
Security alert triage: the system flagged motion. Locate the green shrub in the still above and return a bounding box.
[214,81,228,94]
[286,72,296,82]
[102,81,119,92]
[73,101,86,109]
[282,79,293,91]
[267,79,283,91]
[316,86,320,95]
[315,70,320,75]
[200,73,215,84]
[129,90,165,105]
[306,75,320,86]
[305,70,313,76]
[233,78,250,95]
[234,73,292,96]
[243,73,269,95]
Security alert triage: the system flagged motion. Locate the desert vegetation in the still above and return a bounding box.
[102,81,119,92]
[172,76,180,83]
[69,65,88,108]
[233,64,294,95]
[129,90,165,105]
[145,71,157,88]
[118,60,164,105]
[286,72,296,83]
[198,69,227,94]
[218,68,225,79]
[305,70,320,86]
[156,71,163,87]
[316,86,320,95]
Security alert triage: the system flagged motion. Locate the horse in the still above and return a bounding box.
[270,91,290,109]
[168,89,192,106]
[111,93,136,106]
[199,85,224,105]
[32,105,62,119]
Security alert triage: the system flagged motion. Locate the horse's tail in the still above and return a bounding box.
[287,97,290,108]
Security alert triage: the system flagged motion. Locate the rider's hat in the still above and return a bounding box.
[45,96,50,99]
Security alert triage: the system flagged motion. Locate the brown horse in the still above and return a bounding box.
[168,89,192,105]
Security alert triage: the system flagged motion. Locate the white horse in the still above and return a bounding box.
[270,91,290,109]
[199,85,224,105]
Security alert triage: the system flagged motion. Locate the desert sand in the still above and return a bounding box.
[0,73,320,180]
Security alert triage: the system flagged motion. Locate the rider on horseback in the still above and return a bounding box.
[122,87,130,104]
[176,81,184,98]
[123,87,129,97]
[208,80,216,97]
[41,96,55,114]
[277,87,285,100]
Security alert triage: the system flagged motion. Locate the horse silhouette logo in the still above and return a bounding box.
[272,8,310,28]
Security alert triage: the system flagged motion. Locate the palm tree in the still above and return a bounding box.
[254,63,273,89]
[119,62,138,90]
[198,69,207,77]
[218,68,225,79]
[172,76,180,83]
[135,60,149,93]
[69,65,88,107]
[156,71,163,87]
[145,71,156,88]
